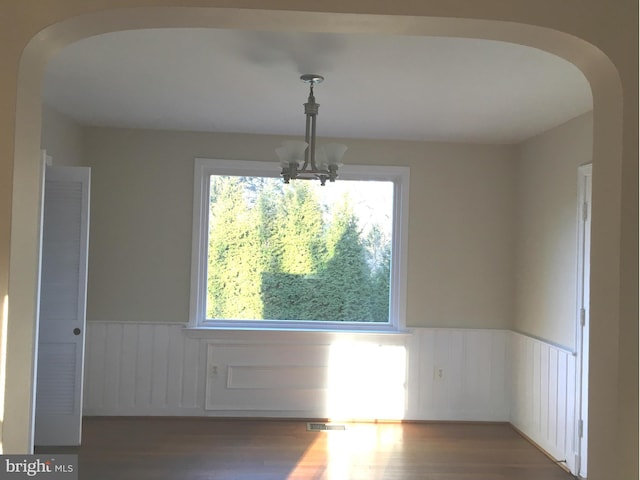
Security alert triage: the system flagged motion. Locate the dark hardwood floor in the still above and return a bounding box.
[37,417,577,479]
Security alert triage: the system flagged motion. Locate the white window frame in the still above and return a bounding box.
[187,158,409,333]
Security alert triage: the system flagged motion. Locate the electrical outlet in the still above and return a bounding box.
[434,367,444,380]
[210,364,219,376]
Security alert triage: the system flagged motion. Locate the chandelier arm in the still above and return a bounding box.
[309,114,317,170]
[303,113,311,171]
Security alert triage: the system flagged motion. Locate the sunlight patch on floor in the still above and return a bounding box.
[326,423,403,480]
[288,422,405,480]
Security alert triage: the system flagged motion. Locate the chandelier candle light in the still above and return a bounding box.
[277,74,347,186]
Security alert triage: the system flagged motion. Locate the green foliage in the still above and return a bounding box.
[206,176,263,319]
[364,224,391,321]
[279,183,326,275]
[318,198,373,321]
[206,176,391,323]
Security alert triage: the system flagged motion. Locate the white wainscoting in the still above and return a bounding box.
[83,322,511,422]
[509,332,577,472]
[83,322,207,416]
[410,328,509,421]
[204,335,412,420]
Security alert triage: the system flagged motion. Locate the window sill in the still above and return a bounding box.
[182,325,412,343]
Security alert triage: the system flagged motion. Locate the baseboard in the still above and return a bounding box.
[510,424,573,475]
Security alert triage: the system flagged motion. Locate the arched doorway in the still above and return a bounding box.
[4,7,624,480]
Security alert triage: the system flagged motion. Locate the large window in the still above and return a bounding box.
[189,159,408,332]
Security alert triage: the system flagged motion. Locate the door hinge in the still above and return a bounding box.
[580,308,586,327]
[582,202,589,222]
[578,419,584,438]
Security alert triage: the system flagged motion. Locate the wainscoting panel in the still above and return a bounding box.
[205,344,332,414]
[509,332,577,471]
[205,339,411,419]
[83,322,512,422]
[412,329,509,421]
[83,322,207,415]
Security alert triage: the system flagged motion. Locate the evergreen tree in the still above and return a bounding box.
[364,225,391,321]
[256,180,285,272]
[319,197,372,321]
[260,182,326,320]
[280,182,325,274]
[207,176,262,319]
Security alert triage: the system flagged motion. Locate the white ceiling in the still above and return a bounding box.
[43,28,593,144]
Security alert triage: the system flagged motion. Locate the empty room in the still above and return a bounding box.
[34,27,593,479]
[1,4,636,480]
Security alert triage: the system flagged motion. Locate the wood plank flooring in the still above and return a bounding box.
[37,418,577,480]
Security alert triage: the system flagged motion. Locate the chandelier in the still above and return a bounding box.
[277,74,347,186]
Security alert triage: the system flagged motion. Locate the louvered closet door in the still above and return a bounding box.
[35,166,90,446]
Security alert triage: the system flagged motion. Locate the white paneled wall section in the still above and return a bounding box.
[509,331,577,472]
[413,329,508,421]
[84,323,508,421]
[83,323,577,466]
[84,323,207,415]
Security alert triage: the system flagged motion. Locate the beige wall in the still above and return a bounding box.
[41,103,85,166]
[83,127,516,329]
[514,112,593,348]
[0,3,635,479]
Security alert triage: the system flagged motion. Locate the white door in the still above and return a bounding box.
[34,165,91,446]
[576,164,591,478]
